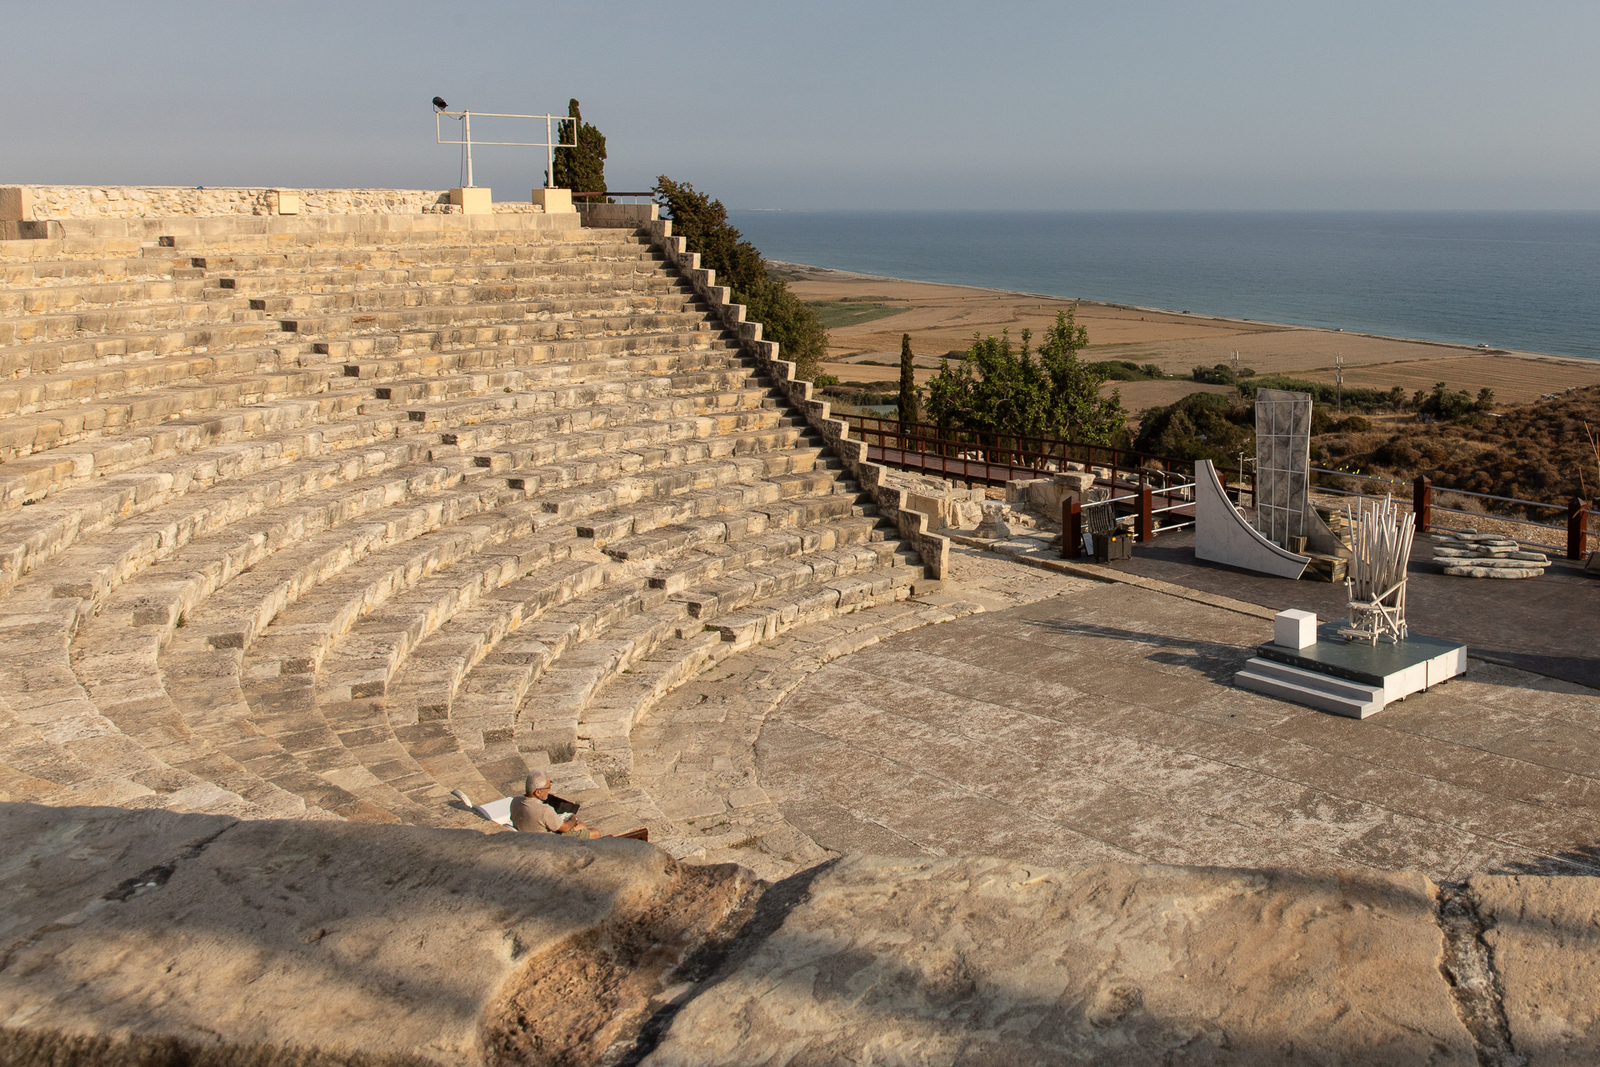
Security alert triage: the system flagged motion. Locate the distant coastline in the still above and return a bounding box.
[773,260,1600,409]
[737,210,1600,363]
[771,260,1597,369]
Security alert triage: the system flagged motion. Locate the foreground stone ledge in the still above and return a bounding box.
[1474,874,1600,1067]
[645,855,1478,1066]
[0,802,749,1067]
[4,803,1596,1065]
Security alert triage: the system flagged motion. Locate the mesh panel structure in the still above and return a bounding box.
[1254,388,1312,548]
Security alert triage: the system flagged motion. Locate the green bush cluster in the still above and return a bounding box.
[1132,392,1255,464]
[924,310,1126,445]
[652,176,828,381]
[1236,375,1394,412]
[1191,363,1256,385]
[1089,360,1167,382]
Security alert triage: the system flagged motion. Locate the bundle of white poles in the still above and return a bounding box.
[1346,494,1415,604]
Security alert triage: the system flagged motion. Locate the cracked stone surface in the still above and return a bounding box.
[754,566,1600,884]
[0,801,741,1067]
[643,856,1478,1067]
[630,547,1089,879]
[1474,873,1600,1066]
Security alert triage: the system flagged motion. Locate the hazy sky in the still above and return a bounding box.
[5,0,1597,210]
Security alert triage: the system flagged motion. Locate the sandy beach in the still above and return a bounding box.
[775,262,1600,409]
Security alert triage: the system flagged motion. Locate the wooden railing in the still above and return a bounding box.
[841,413,1253,499]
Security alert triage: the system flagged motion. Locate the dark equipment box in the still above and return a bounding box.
[1094,531,1133,563]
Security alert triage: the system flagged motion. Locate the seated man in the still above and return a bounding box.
[510,772,599,838]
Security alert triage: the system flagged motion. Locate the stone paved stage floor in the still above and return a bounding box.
[1122,529,1600,689]
[756,577,1600,883]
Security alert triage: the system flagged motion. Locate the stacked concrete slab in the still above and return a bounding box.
[0,208,929,836]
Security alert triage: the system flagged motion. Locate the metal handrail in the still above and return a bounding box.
[1312,465,1588,517]
[434,109,578,190]
[570,191,655,202]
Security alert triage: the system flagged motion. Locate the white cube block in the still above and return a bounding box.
[1274,609,1318,650]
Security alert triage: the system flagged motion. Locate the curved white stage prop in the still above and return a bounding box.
[1194,460,1310,579]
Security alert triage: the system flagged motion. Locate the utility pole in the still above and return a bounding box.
[1335,353,1344,414]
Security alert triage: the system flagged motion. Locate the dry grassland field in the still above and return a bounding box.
[776,263,1600,409]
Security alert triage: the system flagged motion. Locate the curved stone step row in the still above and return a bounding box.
[0,590,300,817]
[145,224,597,256]
[0,253,193,285]
[0,275,215,316]
[234,271,683,311]
[369,509,890,733]
[0,326,741,506]
[0,292,707,389]
[0,236,170,264]
[0,231,661,367]
[0,325,736,461]
[456,564,926,839]
[9,408,825,803]
[0,365,792,604]
[0,295,261,346]
[185,238,661,279]
[0,237,659,318]
[204,450,892,822]
[111,437,851,816]
[277,303,710,351]
[210,257,669,297]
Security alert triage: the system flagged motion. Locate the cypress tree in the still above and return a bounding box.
[898,333,920,427]
[551,99,607,198]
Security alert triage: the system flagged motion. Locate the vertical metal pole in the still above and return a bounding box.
[464,112,473,187]
[1568,497,1590,560]
[546,115,554,189]
[1063,499,1081,560]
[1413,475,1431,533]
[1137,486,1154,543]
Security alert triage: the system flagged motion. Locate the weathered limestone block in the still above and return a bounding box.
[973,501,1012,539]
[905,488,983,531]
[1006,471,1096,513]
[0,803,746,1067]
[644,857,1475,1066]
[1473,874,1600,1066]
[1443,565,1544,578]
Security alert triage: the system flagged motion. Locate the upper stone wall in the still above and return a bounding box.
[0,185,550,220]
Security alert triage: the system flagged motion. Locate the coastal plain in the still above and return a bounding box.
[777,263,1600,408]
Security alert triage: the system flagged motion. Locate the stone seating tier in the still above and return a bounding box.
[0,214,922,836]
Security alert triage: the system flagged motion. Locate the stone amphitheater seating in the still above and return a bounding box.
[0,212,929,839]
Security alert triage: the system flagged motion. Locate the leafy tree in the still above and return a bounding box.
[1476,387,1495,411]
[1388,385,1407,412]
[652,176,827,380]
[552,99,607,197]
[1419,381,1476,421]
[898,334,920,425]
[924,309,1125,444]
[1133,393,1255,463]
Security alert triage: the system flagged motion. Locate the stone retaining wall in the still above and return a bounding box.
[646,218,951,579]
[0,185,570,221]
[0,186,460,220]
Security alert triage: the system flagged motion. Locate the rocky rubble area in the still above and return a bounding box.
[4,802,1596,1067]
[1432,530,1551,578]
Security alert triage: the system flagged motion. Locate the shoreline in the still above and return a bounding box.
[770,260,1591,369]
[774,261,1600,408]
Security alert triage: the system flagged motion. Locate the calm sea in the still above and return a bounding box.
[729,210,1600,361]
